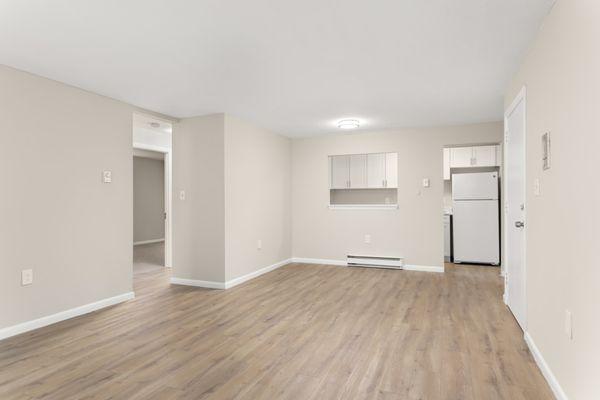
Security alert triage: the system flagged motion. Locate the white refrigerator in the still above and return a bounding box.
[452,172,500,265]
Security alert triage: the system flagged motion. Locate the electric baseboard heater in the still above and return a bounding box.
[347,255,404,270]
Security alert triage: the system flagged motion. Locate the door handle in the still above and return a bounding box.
[514,221,525,228]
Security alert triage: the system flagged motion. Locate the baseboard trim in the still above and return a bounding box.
[225,258,293,289]
[170,258,294,290]
[290,257,347,266]
[133,238,165,246]
[524,332,568,400]
[170,277,226,289]
[403,264,445,273]
[0,292,135,341]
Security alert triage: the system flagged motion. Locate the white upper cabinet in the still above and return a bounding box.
[385,153,398,188]
[330,152,398,189]
[450,147,474,167]
[443,148,451,180]
[448,145,501,169]
[330,155,350,189]
[367,153,386,188]
[473,145,497,167]
[349,154,368,188]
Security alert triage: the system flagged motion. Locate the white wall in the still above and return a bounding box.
[505,1,600,398]
[292,123,503,267]
[224,115,292,281]
[0,65,134,329]
[172,114,225,282]
[133,156,165,243]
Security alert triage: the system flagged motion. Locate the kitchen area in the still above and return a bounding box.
[443,144,502,266]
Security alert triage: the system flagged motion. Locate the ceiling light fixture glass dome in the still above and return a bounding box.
[337,119,360,129]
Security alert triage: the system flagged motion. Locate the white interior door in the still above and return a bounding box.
[505,89,527,330]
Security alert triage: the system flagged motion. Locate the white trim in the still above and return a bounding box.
[291,257,347,266]
[328,204,398,210]
[133,238,165,246]
[0,292,134,341]
[132,142,170,153]
[524,332,568,400]
[403,264,445,273]
[170,258,293,290]
[169,277,226,289]
[225,258,293,289]
[503,86,528,330]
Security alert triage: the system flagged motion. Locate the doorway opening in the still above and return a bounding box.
[132,113,172,279]
[442,144,502,268]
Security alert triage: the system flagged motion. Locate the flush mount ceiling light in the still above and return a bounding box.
[337,119,360,130]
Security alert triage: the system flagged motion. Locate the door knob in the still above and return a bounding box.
[514,221,525,228]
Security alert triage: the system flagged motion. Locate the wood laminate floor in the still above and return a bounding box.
[0,258,554,400]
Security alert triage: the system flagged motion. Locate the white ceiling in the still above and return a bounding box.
[0,0,554,137]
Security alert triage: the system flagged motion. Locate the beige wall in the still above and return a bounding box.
[0,65,134,329]
[291,123,503,266]
[224,115,292,281]
[172,114,226,282]
[133,156,165,243]
[505,1,600,398]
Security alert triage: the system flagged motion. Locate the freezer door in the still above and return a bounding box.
[452,200,500,264]
[452,172,498,200]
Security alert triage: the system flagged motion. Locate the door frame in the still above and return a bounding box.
[503,86,527,329]
[132,142,172,268]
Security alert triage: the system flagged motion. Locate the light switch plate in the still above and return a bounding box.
[364,234,371,244]
[533,178,540,196]
[257,239,262,250]
[422,178,430,188]
[102,170,112,183]
[21,269,33,286]
[179,190,186,200]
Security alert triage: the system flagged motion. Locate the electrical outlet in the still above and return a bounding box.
[102,170,112,183]
[21,269,33,286]
[257,240,262,250]
[364,234,371,244]
[179,190,186,200]
[565,310,573,340]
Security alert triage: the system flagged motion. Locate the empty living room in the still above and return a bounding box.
[1,1,598,399]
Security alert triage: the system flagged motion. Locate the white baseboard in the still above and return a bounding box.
[524,332,568,400]
[403,264,445,273]
[290,257,347,266]
[170,277,226,289]
[225,258,292,289]
[292,258,444,273]
[0,292,135,341]
[170,258,294,290]
[133,238,165,246]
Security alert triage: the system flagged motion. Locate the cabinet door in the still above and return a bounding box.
[349,154,367,188]
[473,145,497,167]
[330,155,350,189]
[385,153,398,188]
[367,153,386,188]
[450,147,474,168]
[443,148,451,180]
